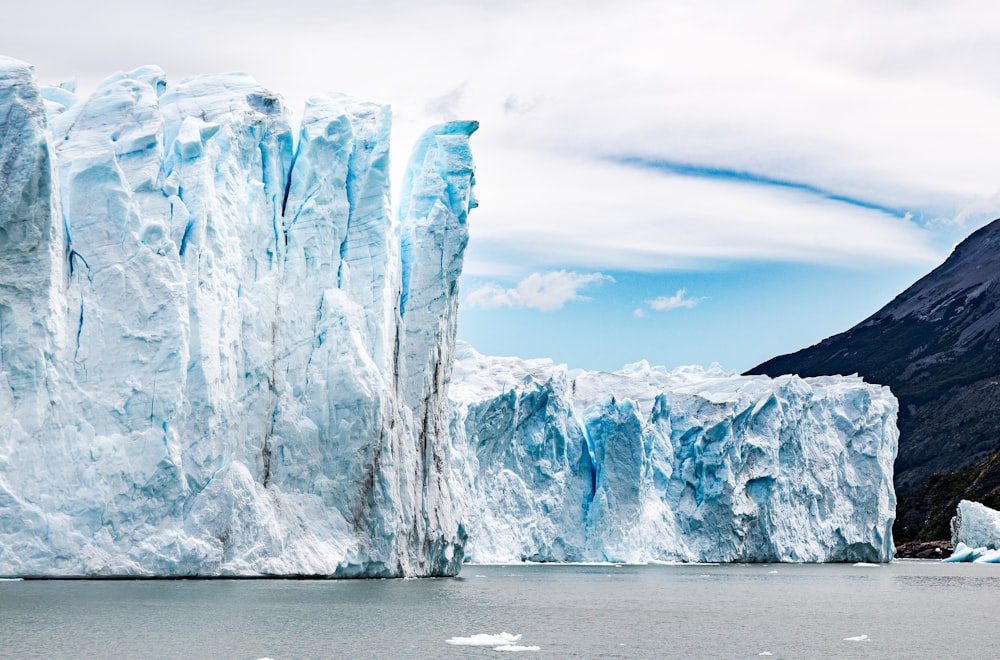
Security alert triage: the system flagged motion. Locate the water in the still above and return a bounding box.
[1,561,997,659]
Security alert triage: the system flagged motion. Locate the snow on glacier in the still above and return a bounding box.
[0,57,477,577]
[450,343,898,563]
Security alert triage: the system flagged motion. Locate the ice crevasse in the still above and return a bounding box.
[0,58,477,576]
[0,57,899,576]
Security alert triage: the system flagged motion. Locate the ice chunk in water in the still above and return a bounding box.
[446,633,522,646]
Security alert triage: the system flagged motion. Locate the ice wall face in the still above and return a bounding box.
[0,58,477,577]
[450,344,898,563]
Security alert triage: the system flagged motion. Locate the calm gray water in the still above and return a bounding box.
[1,561,997,659]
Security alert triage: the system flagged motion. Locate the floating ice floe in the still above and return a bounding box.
[446,633,522,646]
[941,541,1000,563]
[943,542,981,562]
[844,634,870,642]
[974,549,1000,563]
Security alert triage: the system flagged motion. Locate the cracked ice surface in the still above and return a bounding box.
[0,58,477,577]
[449,342,898,563]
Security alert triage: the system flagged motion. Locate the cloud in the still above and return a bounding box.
[633,289,701,317]
[461,148,945,278]
[466,270,613,312]
[610,155,910,219]
[648,289,700,311]
[502,94,541,115]
[425,82,469,121]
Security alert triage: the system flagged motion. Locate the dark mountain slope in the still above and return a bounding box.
[747,218,1000,542]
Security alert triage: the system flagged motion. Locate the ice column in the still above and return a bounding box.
[0,58,65,422]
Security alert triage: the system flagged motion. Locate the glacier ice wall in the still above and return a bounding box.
[0,58,477,577]
[450,343,898,563]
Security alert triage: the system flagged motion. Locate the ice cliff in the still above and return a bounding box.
[0,58,477,577]
[450,343,898,563]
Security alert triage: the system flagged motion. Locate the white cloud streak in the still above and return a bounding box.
[462,149,943,277]
[634,289,701,318]
[648,290,700,311]
[466,271,613,312]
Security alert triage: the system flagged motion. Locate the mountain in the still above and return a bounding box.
[449,343,898,563]
[748,218,1000,542]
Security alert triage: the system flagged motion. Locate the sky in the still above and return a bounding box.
[5,0,1000,372]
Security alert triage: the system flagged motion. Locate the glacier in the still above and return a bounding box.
[0,56,900,576]
[450,343,898,563]
[0,58,476,577]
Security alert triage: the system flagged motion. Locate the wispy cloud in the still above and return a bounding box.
[610,155,912,219]
[634,289,701,317]
[649,289,700,311]
[462,150,944,278]
[425,82,468,121]
[466,270,613,312]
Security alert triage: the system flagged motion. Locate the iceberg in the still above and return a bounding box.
[942,541,980,563]
[943,500,1000,562]
[450,343,898,563]
[0,58,477,577]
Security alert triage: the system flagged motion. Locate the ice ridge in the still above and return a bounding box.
[0,58,477,577]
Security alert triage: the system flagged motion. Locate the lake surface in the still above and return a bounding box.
[1,561,997,658]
